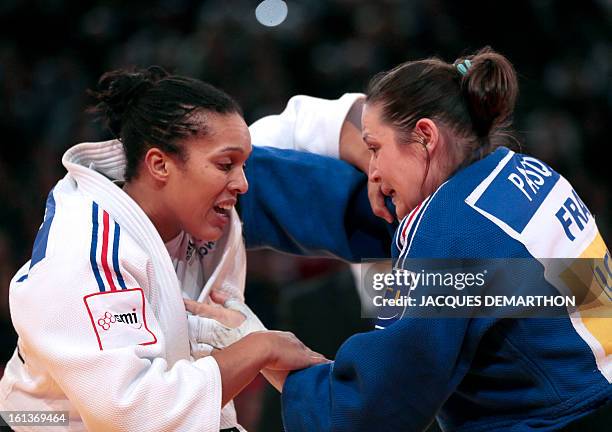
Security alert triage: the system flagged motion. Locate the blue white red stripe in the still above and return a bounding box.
[395,209,412,252]
[397,200,426,251]
[112,223,127,289]
[401,197,431,260]
[90,202,126,292]
[398,183,448,268]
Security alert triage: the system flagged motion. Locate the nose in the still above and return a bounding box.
[368,158,381,183]
[230,168,249,195]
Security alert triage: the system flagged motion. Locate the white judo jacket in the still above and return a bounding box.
[0,93,362,431]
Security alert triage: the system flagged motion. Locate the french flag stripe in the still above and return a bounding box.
[112,223,127,289]
[90,203,106,292]
[395,214,410,251]
[398,196,433,267]
[101,211,118,292]
[400,184,447,266]
[405,201,428,248]
[400,200,425,246]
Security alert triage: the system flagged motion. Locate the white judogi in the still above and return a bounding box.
[0,93,363,431]
[1,139,245,431]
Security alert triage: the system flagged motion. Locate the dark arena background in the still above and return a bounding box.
[0,1,610,430]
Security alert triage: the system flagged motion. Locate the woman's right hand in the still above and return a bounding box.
[212,330,329,405]
[257,330,330,371]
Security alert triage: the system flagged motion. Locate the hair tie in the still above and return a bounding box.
[456,59,472,76]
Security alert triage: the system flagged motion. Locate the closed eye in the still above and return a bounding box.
[217,162,247,172]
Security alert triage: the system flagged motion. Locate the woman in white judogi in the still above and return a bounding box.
[0,67,362,431]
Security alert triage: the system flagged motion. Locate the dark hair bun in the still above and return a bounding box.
[89,66,169,138]
[460,47,518,137]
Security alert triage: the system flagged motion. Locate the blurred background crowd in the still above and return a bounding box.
[1,0,610,430]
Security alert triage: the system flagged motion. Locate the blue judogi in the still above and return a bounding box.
[242,146,611,431]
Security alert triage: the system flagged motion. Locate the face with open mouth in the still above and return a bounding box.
[362,103,431,220]
[160,112,252,242]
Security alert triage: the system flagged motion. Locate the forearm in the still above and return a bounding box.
[212,332,271,406]
[261,368,288,392]
[339,96,370,173]
[242,146,393,261]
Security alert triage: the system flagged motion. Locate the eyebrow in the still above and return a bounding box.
[219,146,246,153]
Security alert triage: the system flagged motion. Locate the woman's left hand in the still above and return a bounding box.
[339,97,371,173]
[184,290,267,350]
[368,177,395,223]
[184,290,245,328]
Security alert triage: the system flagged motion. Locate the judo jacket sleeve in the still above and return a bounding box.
[280,314,495,432]
[241,146,393,262]
[242,94,394,261]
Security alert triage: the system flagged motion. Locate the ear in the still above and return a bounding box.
[413,118,440,153]
[142,148,171,184]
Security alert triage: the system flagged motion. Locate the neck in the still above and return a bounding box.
[422,133,464,199]
[123,180,180,242]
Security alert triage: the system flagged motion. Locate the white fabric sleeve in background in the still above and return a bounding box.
[249,93,364,157]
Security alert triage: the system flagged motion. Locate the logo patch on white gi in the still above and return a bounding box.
[84,288,157,350]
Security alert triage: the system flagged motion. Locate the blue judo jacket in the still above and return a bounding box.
[241,146,611,432]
